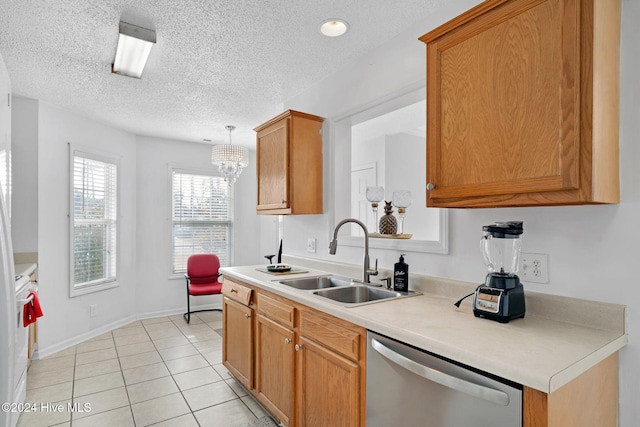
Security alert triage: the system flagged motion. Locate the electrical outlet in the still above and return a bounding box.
[90,304,97,318]
[307,238,316,253]
[520,252,549,284]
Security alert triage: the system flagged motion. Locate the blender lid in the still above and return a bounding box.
[482,221,523,237]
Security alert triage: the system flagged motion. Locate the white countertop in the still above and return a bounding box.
[220,264,627,394]
[15,263,37,278]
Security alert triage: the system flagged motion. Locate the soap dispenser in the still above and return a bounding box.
[394,254,409,292]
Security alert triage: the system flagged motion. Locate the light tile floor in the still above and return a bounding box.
[18,312,279,427]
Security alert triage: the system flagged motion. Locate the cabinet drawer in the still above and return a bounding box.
[222,279,253,306]
[257,293,295,328]
[299,311,361,361]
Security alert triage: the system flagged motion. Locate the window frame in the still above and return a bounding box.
[69,146,120,297]
[169,166,234,279]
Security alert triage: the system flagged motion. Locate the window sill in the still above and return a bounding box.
[70,280,120,298]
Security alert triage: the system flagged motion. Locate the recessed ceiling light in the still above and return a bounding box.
[320,19,349,37]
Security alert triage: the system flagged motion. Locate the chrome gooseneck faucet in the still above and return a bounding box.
[329,218,378,283]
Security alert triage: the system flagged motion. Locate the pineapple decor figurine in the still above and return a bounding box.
[378,201,398,235]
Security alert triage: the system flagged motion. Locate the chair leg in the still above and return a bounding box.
[183,292,191,324]
[183,284,223,323]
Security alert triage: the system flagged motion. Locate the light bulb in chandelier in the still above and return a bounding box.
[211,125,249,183]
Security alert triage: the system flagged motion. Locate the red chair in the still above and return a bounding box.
[183,254,223,323]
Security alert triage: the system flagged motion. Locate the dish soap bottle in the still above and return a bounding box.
[394,254,409,292]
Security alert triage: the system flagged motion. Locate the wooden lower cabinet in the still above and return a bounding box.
[222,296,254,389]
[296,336,360,427]
[256,314,295,426]
[222,277,618,426]
[222,279,255,390]
[221,279,365,427]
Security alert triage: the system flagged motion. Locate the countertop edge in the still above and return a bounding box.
[548,334,628,393]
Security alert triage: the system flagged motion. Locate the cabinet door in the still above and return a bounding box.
[257,118,289,211]
[426,0,581,205]
[222,297,253,389]
[418,0,625,207]
[256,314,295,426]
[296,336,360,427]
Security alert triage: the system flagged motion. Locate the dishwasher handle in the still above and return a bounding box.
[371,338,510,406]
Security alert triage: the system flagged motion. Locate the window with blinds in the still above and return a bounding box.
[71,152,118,295]
[172,170,233,274]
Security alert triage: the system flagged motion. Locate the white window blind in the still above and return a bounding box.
[71,153,118,293]
[172,171,233,274]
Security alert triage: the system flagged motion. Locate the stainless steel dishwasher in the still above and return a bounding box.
[367,331,522,427]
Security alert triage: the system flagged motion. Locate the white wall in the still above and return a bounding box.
[135,136,261,314]
[0,54,11,215]
[7,103,262,355]
[36,101,138,354]
[283,0,640,425]
[10,97,38,252]
[385,132,438,240]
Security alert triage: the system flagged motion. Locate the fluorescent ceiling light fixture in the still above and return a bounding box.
[112,22,156,78]
[320,19,350,37]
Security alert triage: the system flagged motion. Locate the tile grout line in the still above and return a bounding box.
[163,313,264,425]
[145,316,200,427]
[69,341,77,427]
[27,313,270,427]
[116,327,139,427]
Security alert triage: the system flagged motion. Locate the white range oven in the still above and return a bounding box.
[12,274,35,427]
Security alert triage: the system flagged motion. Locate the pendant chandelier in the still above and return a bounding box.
[211,125,249,183]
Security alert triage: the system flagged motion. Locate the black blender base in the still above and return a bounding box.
[473,310,525,323]
[473,283,526,323]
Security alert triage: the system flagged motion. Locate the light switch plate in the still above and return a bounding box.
[307,238,316,253]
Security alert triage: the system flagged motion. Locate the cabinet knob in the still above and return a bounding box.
[426,182,436,191]
[281,200,287,204]
[284,338,292,344]
[244,313,251,319]
[295,344,303,351]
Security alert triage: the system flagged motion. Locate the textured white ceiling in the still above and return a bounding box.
[0,0,444,147]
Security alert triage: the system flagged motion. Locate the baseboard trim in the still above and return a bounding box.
[33,303,222,360]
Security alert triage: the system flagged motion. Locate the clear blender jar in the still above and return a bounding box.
[480,221,523,289]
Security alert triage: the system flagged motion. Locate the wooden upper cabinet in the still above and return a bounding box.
[255,110,324,215]
[419,0,620,207]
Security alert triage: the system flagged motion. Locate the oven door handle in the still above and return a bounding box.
[371,338,510,406]
[17,294,35,305]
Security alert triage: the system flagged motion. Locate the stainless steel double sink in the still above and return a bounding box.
[276,275,420,307]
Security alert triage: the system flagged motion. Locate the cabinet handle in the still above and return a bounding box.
[230,288,238,294]
[426,182,436,191]
[284,338,291,344]
[281,200,287,204]
[244,313,251,319]
[295,344,302,351]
